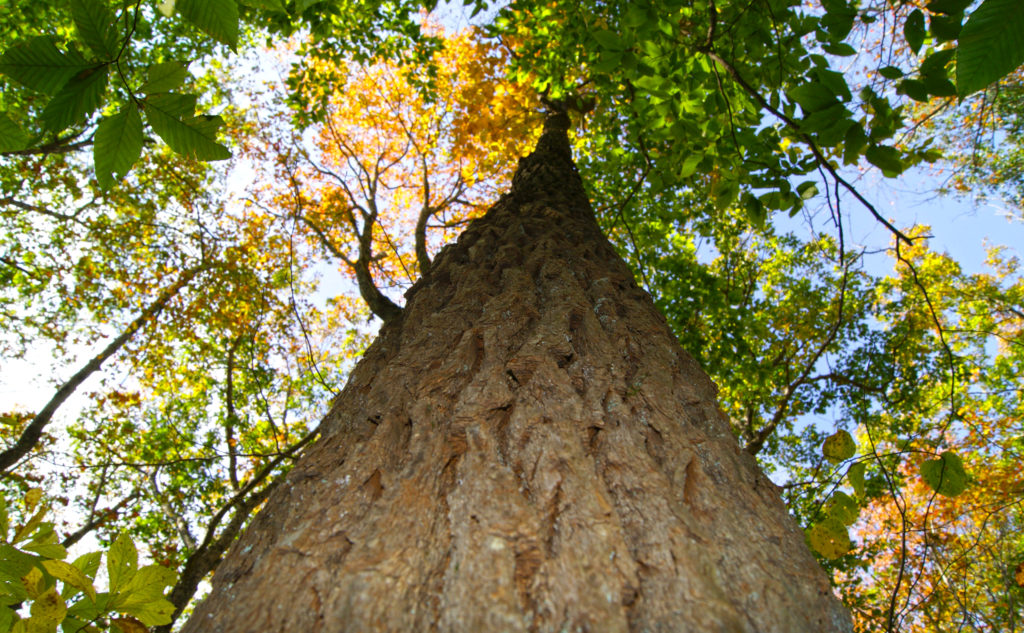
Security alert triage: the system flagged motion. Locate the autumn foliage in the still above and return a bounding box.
[244,25,539,321]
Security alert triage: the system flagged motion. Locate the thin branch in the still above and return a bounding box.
[2,138,91,157]
[148,467,198,551]
[156,477,283,633]
[415,154,434,275]
[224,335,244,491]
[0,264,208,473]
[61,490,141,548]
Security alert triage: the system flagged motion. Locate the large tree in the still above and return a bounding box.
[180,109,852,631]
[3,1,1024,631]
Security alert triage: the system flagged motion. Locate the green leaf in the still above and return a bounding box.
[904,9,926,54]
[807,517,852,559]
[70,551,102,580]
[825,491,859,526]
[114,564,177,625]
[29,588,66,623]
[107,534,137,593]
[0,113,32,151]
[928,0,972,15]
[801,103,853,146]
[0,497,7,541]
[119,565,176,605]
[22,565,44,598]
[788,82,838,113]
[842,123,867,165]
[590,49,622,74]
[120,597,175,627]
[865,144,905,175]
[94,105,143,188]
[0,544,37,580]
[920,48,956,77]
[23,542,67,559]
[633,75,665,93]
[13,506,47,543]
[956,0,1024,96]
[622,5,648,28]
[797,181,819,200]
[139,61,188,94]
[899,78,931,102]
[0,37,93,95]
[144,93,231,160]
[679,152,703,178]
[592,29,624,51]
[239,0,288,12]
[71,0,120,59]
[177,0,240,50]
[0,571,29,605]
[922,74,957,97]
[847,462,866,498]
[878,65,904,79]
[42,560,96,602]
[820,1,856,42]
[822,430,856,463]
[811,67,853,101]
[930,12,963,41]
[823,42,856,56]
[743,193,766,230]
[65,592,110,622]
[921,451,968,496]
[40,64,109,132]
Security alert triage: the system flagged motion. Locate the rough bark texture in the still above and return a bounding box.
[184,113,852,632]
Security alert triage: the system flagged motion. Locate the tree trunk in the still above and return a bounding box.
[183,112,852,632]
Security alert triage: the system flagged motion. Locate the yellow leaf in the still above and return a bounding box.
[29,588,66,622]
[42,559,97,601]
[20,566,44,599]
[111,617,149,633]
[23,489,42,512]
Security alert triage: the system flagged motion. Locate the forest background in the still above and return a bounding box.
[0,0,1023,631]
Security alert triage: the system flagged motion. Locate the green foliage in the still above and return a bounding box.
[176,0,241,50]
[138,62,188,95]
[0,37,95,95]
[846,462,865,498]
[143,93,231,161]
[0,490,176,632]
[39,64,108,132]
[904,10,926,54]
[956,0,1024,96]
[70,0,119,61]
[0,114,27,152]
[94,105,144,189]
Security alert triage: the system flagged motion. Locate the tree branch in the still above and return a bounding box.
[155,478,281,633]
[61,490,141,548]
[0,264,208,473]
[156,428,319,631]
[224,335,244,491]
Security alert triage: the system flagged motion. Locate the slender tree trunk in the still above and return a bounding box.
[184,112,852,632]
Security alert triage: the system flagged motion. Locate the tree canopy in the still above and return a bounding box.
[1,0,1023,631]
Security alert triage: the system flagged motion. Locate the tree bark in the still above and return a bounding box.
[183,112,852,632]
